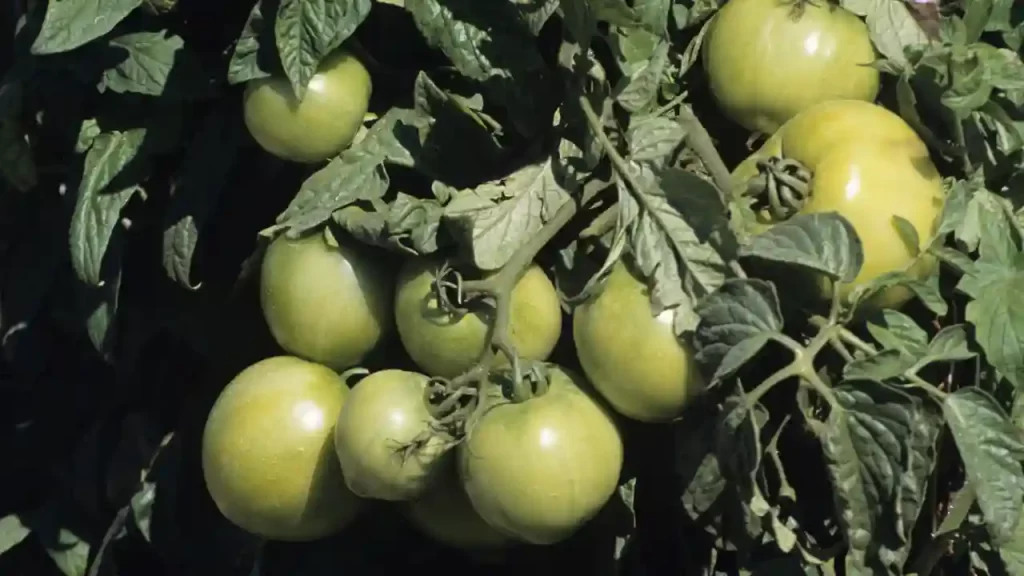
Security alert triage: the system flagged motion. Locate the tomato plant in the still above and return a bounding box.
[393,257,562,378]
[201,356,362,541]
[406,460,511,551]
[573,261,705,422]
[702,0,879,134]
[243,49,372,163]
[733,99,946,309]
[5,0,1024,575]
[458,365,623,545]
[260,226,394,370]
[333,369,451,501]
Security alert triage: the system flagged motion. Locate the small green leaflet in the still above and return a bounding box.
[229,1,273,85]
[69,128,146,287]
[31,0,143,55]
[101,31,210,99]
[275,0,372,100]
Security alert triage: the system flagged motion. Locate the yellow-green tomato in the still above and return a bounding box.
[733,100,945,309]
[333,369,451,501]
[260,227,394,372]
[393,259,562,379]
[573,262,705,423]
[201,356,361,541]
[243,49,371,163]
[407,461,512,550]
[703,0,879,134]
[458,366,624,545]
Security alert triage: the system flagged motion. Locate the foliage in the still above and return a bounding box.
[2,0,1024,575]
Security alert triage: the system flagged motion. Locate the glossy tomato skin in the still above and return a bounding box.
[407,460,512,550]
[733,100,945,309]
[703,0,879,134]
[260,227,394,371]
[333,369,450,501]
[243,50,371,163]
[393,258,562,379]
[201,356,361,541]
[458,366,624,545]
[573,262,705,423]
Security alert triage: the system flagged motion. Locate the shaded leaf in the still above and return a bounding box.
[31,0,142,55]
[740,212,864,284]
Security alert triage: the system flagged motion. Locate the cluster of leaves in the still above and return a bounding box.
[2,0,1024,575]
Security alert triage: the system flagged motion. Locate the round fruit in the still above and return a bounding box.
[260,227,393,371]
[393,259,562,379]
[201,356,361,541]
[407,461,512,550]
[732,99,946,309]
[702,0,879,134]
[573,261,705,423]
[458,365,624,545]
[243,49,371,163]
[333,369,451,501]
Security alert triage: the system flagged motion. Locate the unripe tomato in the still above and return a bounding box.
[458,366,624,545]
[243,49,371,163]
[733,100,945,309]
[393,258,562,379]
[573,262,705,423]
[333,369,451,501]
[702,0,879,134]
[406,461,512,550]
[260,227,394,371]
[201,356,361,541]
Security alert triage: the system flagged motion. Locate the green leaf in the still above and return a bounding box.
[741,212,864,283]
[943,388,1024,545]
[69,127,146,286]
[694,278,783,381]
[442,157,572,271]
[627,113,686,167]
[272,109,428,235]
[866,309,929,355]
[966,264,1024,391]
[229,1,273,84]
[275,0,371,100]
[100,31,209,99]
[843,350,917,382]
[0,515,31,556]
[925,324,977,362]
[675,399,728,519]
[31,0,142,55]
[77,262,122,361]
[407,0,552,136]
[622,163,730,318]
[822,382,934,573]
[613,35,669,113]
[162,105,242,288]
[839,0,931,68]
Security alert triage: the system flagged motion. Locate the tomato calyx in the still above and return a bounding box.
[746,156,813,220]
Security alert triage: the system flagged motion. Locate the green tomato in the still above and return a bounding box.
[393,258,562,379]
[406,460,512,550]
[260,227,394,371]
[732,100,946,310]
[243,49,371,163]
[702,0,879,134]
[573,262,705,423]
[458,365,624,545]
[333,369,451,501]
[202,356,361,541]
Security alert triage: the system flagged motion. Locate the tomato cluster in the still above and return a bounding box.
[201,225,704,548]
[204,2,948,553]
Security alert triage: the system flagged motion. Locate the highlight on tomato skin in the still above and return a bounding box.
[702,0,880,134]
